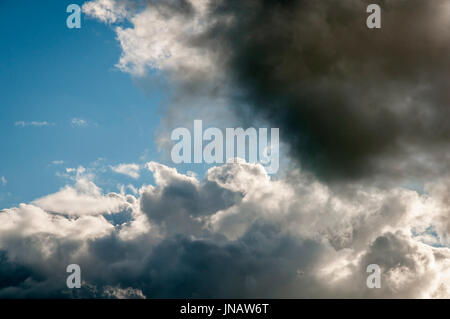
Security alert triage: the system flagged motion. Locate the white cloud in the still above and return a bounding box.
[15,121,50,127]
[82,0,129,24]
[0,203,114,242]
[32,177,130,216]
[71,118,88,127]
[111,163,141,179]
[83,0,217,78]
[0,176,6,186]
[127,184,138,194]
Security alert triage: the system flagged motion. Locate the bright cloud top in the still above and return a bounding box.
[83,0,216,77]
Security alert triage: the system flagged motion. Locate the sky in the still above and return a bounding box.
[0,0,450,299]
[0,0,163,207]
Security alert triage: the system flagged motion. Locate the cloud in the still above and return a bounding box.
[82,0,129,24]
[205,0,450,182]
[84,0,217,78]
[15,121,50,127]
[2,0,448,299]
[0,177,6,186]
[141,161,242,236]
[111,163,141,179]
[84,0,450,183]
[0,203,114,241]
[102,286,146,299]
[32,177,132,216]
[71,118,88,127]
[0,161,449,298]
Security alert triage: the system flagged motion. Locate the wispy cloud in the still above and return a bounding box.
[1,176,6,186]
[15,121,50,127]
[52,160,64,165]
[71,118,88,127]
[111,163,141,179]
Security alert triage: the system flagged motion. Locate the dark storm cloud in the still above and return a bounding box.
[187,0,450,180]
[83,0,449,181]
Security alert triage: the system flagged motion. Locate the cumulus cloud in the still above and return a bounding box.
[0,161,449,298]
[111,163,141,179]
[141,161,242,236]
[84,0,215,77]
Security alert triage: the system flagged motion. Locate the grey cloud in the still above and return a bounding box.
[137,224,325,298]
[104,0,450,181]
[190,0,450,181]
[0,161,449,298]
[141,162,243,236]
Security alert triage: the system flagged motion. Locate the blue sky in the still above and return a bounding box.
[0,0,164,207]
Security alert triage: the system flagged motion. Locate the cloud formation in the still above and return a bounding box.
[0,161,449,298]
[50,0,450,298]
[32,177,132,216]
[1,0,443,299]
[84,0,450,182]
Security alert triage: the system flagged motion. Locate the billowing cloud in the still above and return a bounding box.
[141,161,242,236]
[0,161,449,298]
